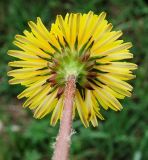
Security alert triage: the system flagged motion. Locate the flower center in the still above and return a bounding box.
[47,46,97,98]
[49,48,88,85]
[46,37,102,98]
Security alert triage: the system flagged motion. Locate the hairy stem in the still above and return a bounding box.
[52,75,76,160]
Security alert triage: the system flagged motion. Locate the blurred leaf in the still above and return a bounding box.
[24,150,41,160]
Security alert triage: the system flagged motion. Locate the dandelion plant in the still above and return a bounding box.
[8,11,137,160]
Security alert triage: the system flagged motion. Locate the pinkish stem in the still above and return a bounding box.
[52,75,76,160]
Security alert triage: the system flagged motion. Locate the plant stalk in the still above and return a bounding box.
[52,75,76,160]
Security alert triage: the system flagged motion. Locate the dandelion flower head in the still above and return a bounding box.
[8,11,137,127]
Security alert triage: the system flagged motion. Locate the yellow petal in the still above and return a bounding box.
[50,96,64,126]
[75,90,89,127]
[34,90,58,118]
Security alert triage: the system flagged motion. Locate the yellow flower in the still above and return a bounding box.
[8,11,137,127]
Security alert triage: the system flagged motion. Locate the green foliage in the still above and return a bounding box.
[0,0,148,159]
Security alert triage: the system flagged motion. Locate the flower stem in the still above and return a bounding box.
[52,75,76,160]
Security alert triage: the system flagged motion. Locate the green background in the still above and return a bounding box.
[0,0,148,159]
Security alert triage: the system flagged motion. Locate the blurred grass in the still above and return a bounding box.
[0,0,148,160]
